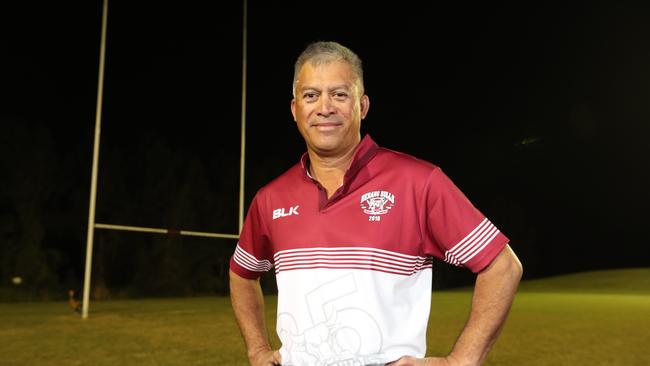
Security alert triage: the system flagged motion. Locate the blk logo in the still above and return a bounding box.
[273,205,299,220]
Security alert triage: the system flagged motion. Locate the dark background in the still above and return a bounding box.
[1,1,648,299]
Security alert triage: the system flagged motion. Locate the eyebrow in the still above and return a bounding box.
[298,84,352,93]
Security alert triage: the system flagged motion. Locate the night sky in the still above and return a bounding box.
[1,1,649,287]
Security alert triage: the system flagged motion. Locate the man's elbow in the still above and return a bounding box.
[506,246,523,283]
[494,244,523,283]
[512,256,523,283]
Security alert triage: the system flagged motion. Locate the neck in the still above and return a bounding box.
[308,143,358,198]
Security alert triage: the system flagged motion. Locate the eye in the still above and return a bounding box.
[303,92,318,101]
[333,91,348,100]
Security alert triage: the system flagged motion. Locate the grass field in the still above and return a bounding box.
[1,268,648,365]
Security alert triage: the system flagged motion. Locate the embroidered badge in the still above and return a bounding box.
[360,191,395,222]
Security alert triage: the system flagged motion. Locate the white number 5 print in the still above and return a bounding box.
[278,273,383,365]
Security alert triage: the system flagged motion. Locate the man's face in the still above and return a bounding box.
[291,60,369,157]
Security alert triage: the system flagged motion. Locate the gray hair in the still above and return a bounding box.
[292,41,364,97]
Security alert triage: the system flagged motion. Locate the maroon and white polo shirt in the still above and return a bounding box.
[230,135,509,365]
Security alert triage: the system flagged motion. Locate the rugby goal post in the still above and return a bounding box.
[82,0,248,318]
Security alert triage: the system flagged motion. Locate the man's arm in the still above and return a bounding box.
[229,269,282,366]
[391,244,523,366]
[445,244,523,365]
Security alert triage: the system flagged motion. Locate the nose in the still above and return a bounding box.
[316,94,336,116]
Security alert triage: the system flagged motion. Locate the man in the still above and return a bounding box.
[230,41,523,366]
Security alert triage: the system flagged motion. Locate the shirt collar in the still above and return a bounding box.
[300,134,379,180]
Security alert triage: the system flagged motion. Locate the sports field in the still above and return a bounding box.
[1,268,648,365]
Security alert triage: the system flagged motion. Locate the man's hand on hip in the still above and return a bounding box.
[388,355,469,366]
[249,347,282,366]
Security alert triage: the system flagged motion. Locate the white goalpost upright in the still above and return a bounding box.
[239,0,248,233]
[82,0,109,319]
[82,0,248,319]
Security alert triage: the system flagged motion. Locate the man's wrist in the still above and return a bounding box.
[444,353,476,366]
[247,344,272,361]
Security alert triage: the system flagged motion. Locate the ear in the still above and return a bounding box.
[360,95,370,120]
[290,98,297,122]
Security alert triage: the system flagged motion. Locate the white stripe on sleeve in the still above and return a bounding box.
[233,244,272,272]
[444,219,500,267]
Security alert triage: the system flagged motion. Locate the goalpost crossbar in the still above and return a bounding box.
[94,223,239,239]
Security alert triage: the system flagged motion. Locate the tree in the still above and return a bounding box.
[0,121,61,300]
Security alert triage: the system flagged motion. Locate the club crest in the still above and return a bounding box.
[360,190,395,221]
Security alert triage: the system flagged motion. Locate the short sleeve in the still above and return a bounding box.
[229,193,274,279]
[423,168,509,273]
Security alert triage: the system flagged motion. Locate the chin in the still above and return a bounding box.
[313,144,339,155]
[312,141,353,158]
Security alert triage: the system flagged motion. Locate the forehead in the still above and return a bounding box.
[296,60,356,89]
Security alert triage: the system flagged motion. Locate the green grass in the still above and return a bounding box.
[1,268,648,365]
[517,267,650,294]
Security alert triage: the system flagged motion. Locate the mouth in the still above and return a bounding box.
[311,121,343,131]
